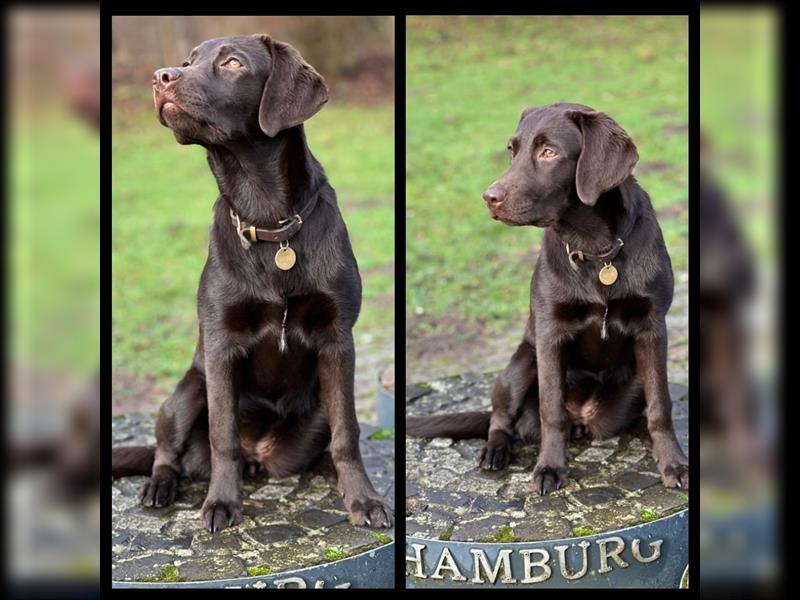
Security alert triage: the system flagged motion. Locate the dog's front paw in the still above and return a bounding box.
[476,440,510,470]
[532,462,568,495]
[347,496,394,529]
[201,496,242,533]
[660,461,689,490]
[652,442,689,490]
[139,467,178,507]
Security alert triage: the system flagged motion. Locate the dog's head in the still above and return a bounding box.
[152,34,328,145]
[482,103,639,226]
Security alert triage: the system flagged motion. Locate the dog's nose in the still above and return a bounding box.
[483,183,506,206]
[153,67,182,89]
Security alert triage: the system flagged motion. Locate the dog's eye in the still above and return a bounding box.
[181,61,190,67]
[540,148,558,159]
[224,58,243,69]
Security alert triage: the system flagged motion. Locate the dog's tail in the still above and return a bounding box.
[112,445,155,478]
[406,411,491,440]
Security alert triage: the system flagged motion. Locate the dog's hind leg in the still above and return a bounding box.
[478,337,538,471]
[140,365,207,507]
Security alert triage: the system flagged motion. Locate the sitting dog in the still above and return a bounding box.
[112,35,393,532]
[408,103,689,494]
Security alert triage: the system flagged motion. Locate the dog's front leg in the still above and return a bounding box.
[318,334,394,528]
[201,349,243,532]
[532,325,569,494]
[634,325,689,489]
[478,337,539,471]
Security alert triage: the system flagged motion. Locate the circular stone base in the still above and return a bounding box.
[406,372,689,587]
[112,414,394,588]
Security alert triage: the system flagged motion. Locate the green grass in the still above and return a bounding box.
[406,16,688,336]
[112,99,393,392]
[701,9,776,261]
[11,110,100,374]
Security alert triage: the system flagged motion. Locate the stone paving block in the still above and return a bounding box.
[247,524,307,545]
[450,514,514,542]
[615,470,662,491]
[177,555,248,581]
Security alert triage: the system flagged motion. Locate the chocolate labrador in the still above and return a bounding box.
[407,103,689,493]
[111,35,393,532]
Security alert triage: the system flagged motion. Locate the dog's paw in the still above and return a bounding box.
[139,469,178,507]
[476,440,510,471]
[660,462,689,490]
[532,463,568,495]
[201,496,243,533]
[347,496,394,529]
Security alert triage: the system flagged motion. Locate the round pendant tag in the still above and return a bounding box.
[598,264,618,286]
[275,247,296,270]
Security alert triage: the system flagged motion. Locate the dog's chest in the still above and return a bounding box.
[225,293,338,403]
[224,292,338,348]
[553,296,654,350]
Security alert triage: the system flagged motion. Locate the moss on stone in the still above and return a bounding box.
[324,547,346,561]
[572,525,598,537]
[439,525,454,541]
[369,428,395,441]
[138,565,183,583]
[640,508,659,523]
[370,531,392,544]
[481,524,516,543]
[246,565,275,577]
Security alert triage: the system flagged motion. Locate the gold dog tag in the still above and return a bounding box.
[275,245,296,270]
[598,263,618,285]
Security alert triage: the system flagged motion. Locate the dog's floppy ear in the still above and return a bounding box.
[256,35,329,137]
[565,109,639,206]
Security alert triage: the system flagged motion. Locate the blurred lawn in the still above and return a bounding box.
[701,9,775,262]
[407,16,688,336]
[12,110,99,375]
[112,99,393,390]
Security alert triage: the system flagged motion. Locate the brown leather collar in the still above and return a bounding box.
[562,212,638,272]
[565,238,625,271]
[223,194,319,248]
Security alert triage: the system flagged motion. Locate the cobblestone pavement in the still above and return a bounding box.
[406,373,689,542]
[112,414,394,583]
[407,271,689,387]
